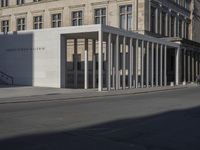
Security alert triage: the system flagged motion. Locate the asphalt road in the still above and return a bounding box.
[0,87,200,150]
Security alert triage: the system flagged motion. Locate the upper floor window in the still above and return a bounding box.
[186,22,189,39]
[17,18,25,31]
[16,0,24,5]
[51,13,61,28]
[72,11,83,26]
[150,6,156,33]
[1,0,8,7]
[33,16,43,29]
[161,11,167,36]
[171,15,175,37]
[179,19,183,37]
[94,8,106,25]
[1,20,9,33]
[119,5,132,30]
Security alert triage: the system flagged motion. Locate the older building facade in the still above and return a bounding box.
[0,0,200,91]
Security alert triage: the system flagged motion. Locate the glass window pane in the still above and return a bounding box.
[127,5,132,13]
[95,9,101,16]
[120,15,125,29]
[128,14,132,30]
[78,19,82,25]
[78,11,82,18]
[72,20,77,26]
[95,17,100,24]
[102,16,106,25]
[120,6,125,13]
[102,8,106,15]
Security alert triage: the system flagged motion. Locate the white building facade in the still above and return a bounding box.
[0,0,200,91]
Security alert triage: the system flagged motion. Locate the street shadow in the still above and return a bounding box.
[1,106,200,150]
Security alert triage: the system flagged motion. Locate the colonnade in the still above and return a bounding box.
[64,25,181,91]
[68,32,180,91]
[181,49,200,84]
[152,3,190,39]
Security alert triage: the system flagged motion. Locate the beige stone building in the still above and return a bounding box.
[0,0,196,39]
[0,0,200,91]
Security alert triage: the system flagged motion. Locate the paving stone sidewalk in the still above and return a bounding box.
[0,84,198,104]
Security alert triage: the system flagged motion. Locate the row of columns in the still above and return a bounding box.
[97,32,175,91]
[152,4,189,39]
[182,49,200,84]
[69,33,181,92]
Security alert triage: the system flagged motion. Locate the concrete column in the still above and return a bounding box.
[160,45,163,86]
[61,36,67,88]
[176,47,180,85]
[196,52,198,78]
[141,40,144,88]
[156,43,159,87]
[183,49,186,84]
[115,35,120,90]
[84,39,88,89]
[164,45,167,86]
[107,33,111,91]
[74,39,78,88]
[129,38,133,88]
[98,31,103,91]
[92,40,96,88]
[111,43,115,89]
[146,41,149,87]
[188,51,191,82]
[151,43,154,87]
[192,52,195,82]
[135,39,139,88]
[122,36,126,90]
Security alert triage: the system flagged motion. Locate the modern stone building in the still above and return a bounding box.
[0,0,200,91]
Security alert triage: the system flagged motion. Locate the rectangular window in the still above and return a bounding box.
[16,0,24,5]
[186,22,189,39]
[171,15,175,37]
[33,16,43,29]
[179,19,183,37]
[1,20,9,33]
[72,11,83,26]
[51,13,61,28]
[17,18,25,31]
[151,6,156,33]
[94,8,106,25]
[120,5,132,31]
[162,12,166,36]
[1,0,8,7]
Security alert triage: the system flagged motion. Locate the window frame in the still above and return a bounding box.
[16,17,26,31]
[51,13,62,28]
[94,7,107,25]
[119,4,133,31]
[71,10,83,26]
[1,20,9,33]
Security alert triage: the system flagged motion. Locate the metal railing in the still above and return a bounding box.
[0,71,14,85]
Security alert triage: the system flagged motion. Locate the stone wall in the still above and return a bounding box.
[192,0,200,43]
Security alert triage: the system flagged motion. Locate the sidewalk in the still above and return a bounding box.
[0,84,197,104]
